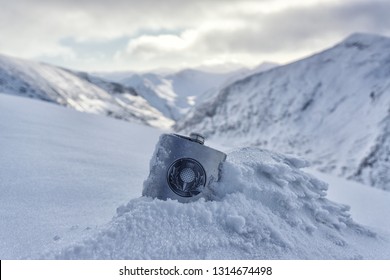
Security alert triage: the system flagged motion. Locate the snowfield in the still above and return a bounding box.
[0,93,161,258]
[1,93,390,259]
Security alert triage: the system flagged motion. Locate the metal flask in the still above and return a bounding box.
[143,132,227,203]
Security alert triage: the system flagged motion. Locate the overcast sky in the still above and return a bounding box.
[1,0,390,72]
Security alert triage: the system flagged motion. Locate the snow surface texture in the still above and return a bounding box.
[307,170,390,235]
[176,33,390,191]
[0,93,161,259]
[50,148,384,260]
[0,54,173,128]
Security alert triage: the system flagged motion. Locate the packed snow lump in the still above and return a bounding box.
[49,148,376,259]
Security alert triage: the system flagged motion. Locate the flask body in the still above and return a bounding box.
[143,133,227,202]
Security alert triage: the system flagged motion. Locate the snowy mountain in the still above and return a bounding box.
[118,69,241,120]
[0,54,173,128]
[118,64,277,121]
[176,33,390,191]
[1,93,389,259]
[0,52,276,128]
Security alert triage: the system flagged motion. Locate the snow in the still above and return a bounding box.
[49,148,388,260]
[1,93,389,260]
[119,68,266,120]
[0,52,276,129]
[0,93,161,259]
[307,170,390,235]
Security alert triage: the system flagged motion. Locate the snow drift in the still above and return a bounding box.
[49,148,380,260]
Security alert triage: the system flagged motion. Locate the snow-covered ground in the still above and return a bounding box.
[0,93,161,259]
[1,93,389,259]
[307,170,390,236]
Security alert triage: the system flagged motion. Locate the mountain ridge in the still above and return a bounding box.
[0,53,275,127]
[0,53,173,128]
[120,67,254,120]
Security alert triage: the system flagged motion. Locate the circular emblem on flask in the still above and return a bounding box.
[167,158,206,197]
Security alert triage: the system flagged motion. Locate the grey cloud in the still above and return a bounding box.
[190,0,390,54]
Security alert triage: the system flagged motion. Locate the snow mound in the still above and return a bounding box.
[49,148,376,259]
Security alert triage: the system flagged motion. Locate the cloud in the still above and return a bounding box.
[125,32,197,58]
[176,0,390,55]
[1,0,390,71]
[0,0,247,59]
[112,0,390,70]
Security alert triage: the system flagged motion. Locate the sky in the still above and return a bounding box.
[1,0,390,72]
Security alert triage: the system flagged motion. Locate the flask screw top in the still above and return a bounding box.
[189,132,205,145]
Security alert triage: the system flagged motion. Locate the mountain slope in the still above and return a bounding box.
[176,33,390,190]
[0,54,173,128]
[118,64,277,121]
[120,69,243,120]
